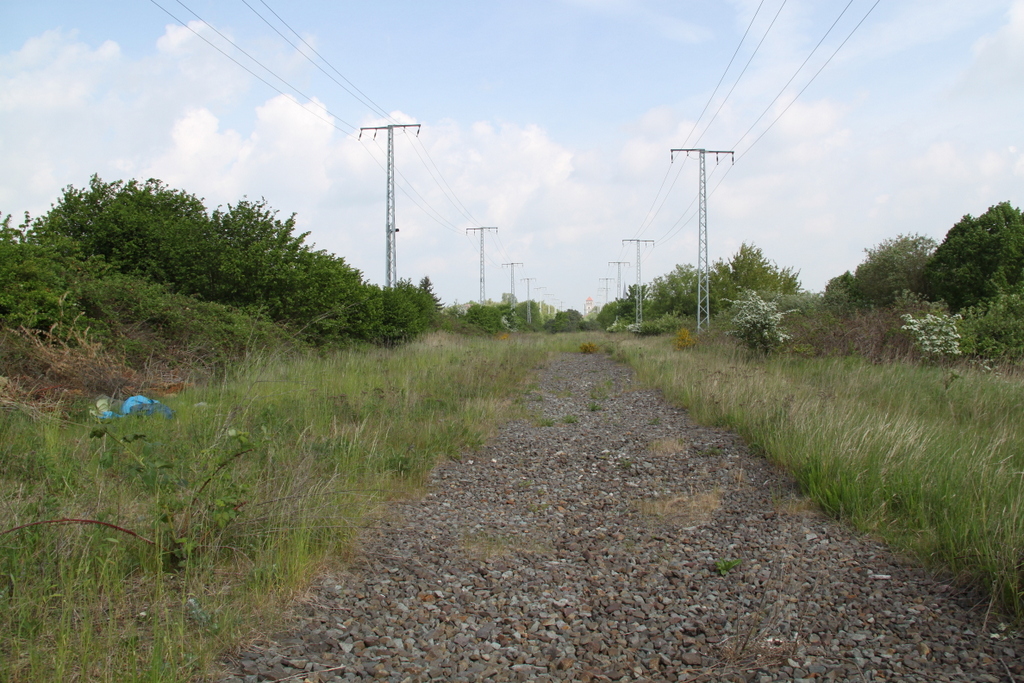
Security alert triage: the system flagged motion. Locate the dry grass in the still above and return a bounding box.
[637,489,721,525]
[647,437,687,456]
[461,531,550,558]
[730,467,748,485]
[773,495,823,517]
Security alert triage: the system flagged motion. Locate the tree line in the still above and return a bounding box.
[1,175,442,360]
[595,201,1024,360]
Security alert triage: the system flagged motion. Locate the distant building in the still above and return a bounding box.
[584,297,595,316]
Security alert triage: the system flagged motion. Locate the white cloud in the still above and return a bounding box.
[956,0,1024,95]
[0,30,120,112]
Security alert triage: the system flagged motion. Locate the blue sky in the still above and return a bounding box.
[2,0,1022,311]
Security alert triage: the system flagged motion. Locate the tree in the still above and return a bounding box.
[647,265,698,318]
[711,243,801,305]
[418,276,443,311]
[0,214,81,330]
[644,244,800,321]
[925,202,1024,311]
[853,234,937,307]
[30,175,212,288]
[544,309,584,333]
[514,299,544,331]
[464,303,507,334]
[25,175,440,346]
[822,271,863,312]
[373,280,438,345]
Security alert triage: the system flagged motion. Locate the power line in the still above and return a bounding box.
[410,135,482,226]
[655,0,881,253]
[731,0,859,156]
[736,0,882,162]
[631,0,769,241]
[237,1,494,249]
[363,136,465,234]
[239,0,393,121]
[678,0,770,149]
[690,0,789,149]
[404,137,477,225]
[148,0,359,136]
[251,0,394,121]
[167,0,359,132]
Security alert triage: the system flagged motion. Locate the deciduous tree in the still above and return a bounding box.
[925,202,1024,311]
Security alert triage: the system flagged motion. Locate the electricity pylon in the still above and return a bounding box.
[622,239,654,325]
[608,261,630,300]
[670,147,734,332]
[521,278,536,324]
[599,278,615,306]
[466,227,497,303]
[502,263,523,310]
[359,123,421,287]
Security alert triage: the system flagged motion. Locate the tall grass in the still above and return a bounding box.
[0,332,579,682]
[611,334,1024,617]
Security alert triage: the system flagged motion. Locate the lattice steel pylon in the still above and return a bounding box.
[622,240,653,325]
[503,262,523,310]
[521,278,536,324]
[670,147,734,332]
[359,123,421,287]
[608,262,630,300]
[466,227,497,303]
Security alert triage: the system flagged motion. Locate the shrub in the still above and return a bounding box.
[579,342,599,354]
[673,328,697,350]
[543,309,584,333]
[900,312,962,360]
[728,291,792,354]
[606,317,634,333]
[635,313,687,337]
[958,291,1024,360]
[784,299,929,362]
[463,303,507,334]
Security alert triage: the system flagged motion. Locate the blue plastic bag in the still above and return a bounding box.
[95,395,174,419]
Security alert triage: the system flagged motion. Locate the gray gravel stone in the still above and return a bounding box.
[216,352,1024,682]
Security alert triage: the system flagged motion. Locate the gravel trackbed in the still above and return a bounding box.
[218,352,1022,683]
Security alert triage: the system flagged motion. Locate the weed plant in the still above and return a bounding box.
[611,334,1024,617]
[0,332,577,682]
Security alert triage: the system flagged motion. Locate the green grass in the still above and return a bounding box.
[611,334,1024,617]
[0,331,590,682]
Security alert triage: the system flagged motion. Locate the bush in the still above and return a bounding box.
[783,295,935,362]
[634,314,687,337]
[606,317,634,333]
[543,309,584,334]
[673,328,697,350]
[900,312,962,360]
[728,291,792,354]
[959,291,1024,360]
[853,234,937,307]
[464,303,508,334]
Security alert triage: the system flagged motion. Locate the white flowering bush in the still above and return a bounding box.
[729,291,792,354]
[606,317,634,333]
[900,312,962,359]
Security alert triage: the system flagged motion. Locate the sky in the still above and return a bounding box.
[2,0,1022,311]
